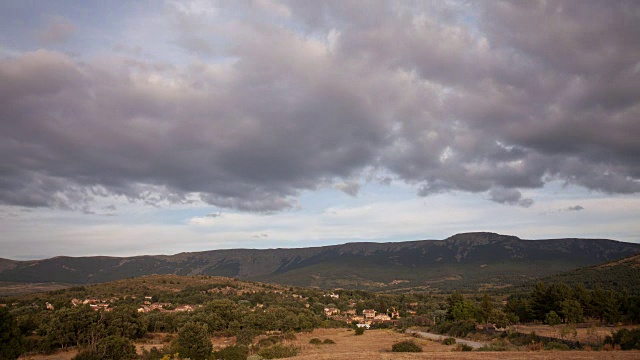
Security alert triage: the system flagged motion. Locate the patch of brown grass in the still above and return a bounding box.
[286,328,640,360]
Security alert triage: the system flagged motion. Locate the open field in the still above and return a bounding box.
[514,324,632,344]
[287,328,640,360]
[18,328,640,360]
[0,281,72,297]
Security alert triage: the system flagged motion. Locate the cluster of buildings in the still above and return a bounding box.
[70,298,115,311]
[323,306,401,326]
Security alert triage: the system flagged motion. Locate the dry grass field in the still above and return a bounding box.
[514,324,632,343]
[288,328,640,360]
[18,328,640,360]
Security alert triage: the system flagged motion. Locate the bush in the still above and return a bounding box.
[391,340,422,352]
[247,355,263,360]
[323,339,336,344]
[140,347,167,360]
[442,337,456,345]
[454,343,473,352]
[544,341,570,351]
[477,340,510,351]
[257,335,283,348]
[432,320,476,337]
[72,350,101,360]
[212,345,248,360]
[309,338,323,345]
[355,327,365,336]
[257,344,298,359]
[605,328,640,350]
[282,333,297,341]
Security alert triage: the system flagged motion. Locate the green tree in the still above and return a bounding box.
[105,305,147,339]
[560,299,583,323]
[96,336,137,360]
[449,300,476,321]
[530,282,550,320]
[0,307,24,360]
[478,294,493,323]
[545,311,561,326]
[44,305,103,350]
[172,322,212,360]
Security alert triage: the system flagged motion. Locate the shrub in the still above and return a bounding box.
[212,345,248,360]
[323,339,336,344]
[454,343,473,352]
[257,336,283,348]
[247,355,263,360]
[282,333,297,341]
[391,340,422,352]
[72,350,101,360]
[354,327,365,336]
[477,340,510,351]
[442,337,456,345]
[140,347,166,360]
[432,320,476,337]
[544,341,570,351]
[309,338,323,345]
[257,344,298,359]
[605,328,640,350]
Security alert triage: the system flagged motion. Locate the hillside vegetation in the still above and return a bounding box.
[1,232,639,293]
[528,253,640,295]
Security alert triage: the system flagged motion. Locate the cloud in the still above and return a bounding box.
[335,181,361,197]
[564,205,585,212]
[488,188,534,208]
[1,1,639,213]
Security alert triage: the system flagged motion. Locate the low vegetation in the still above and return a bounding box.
[391,340,422,352]
[442,337,456,345]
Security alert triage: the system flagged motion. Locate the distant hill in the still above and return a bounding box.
[530,253,640,295]
[1,232,639,292]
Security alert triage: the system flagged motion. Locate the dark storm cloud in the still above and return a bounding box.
[1,1,639,212]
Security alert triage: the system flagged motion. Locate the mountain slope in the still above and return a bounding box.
[532,253,640,294]
[0,232,638,292]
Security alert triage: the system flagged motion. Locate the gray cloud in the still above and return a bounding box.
[488,188,534,208]
[565,205,585,212]
[1,1,639,212]
[335,181,361,197]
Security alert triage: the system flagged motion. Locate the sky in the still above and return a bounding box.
[1,1,639,260]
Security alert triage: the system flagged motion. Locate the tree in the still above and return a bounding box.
[545,311,561,326]
[172,322,212,360]
[530,282,550,320]
[96,336,137,360]
[0,307,24,360]
[449,300,476,321]
[560,299,583,323]
[104,305,147,339]
[478,294,493,323]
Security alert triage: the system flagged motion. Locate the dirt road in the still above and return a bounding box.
[405,329,485,349]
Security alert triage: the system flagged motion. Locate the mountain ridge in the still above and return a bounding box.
[1,232,638,292]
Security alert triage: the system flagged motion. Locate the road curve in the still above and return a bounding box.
[405,329,485,349]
